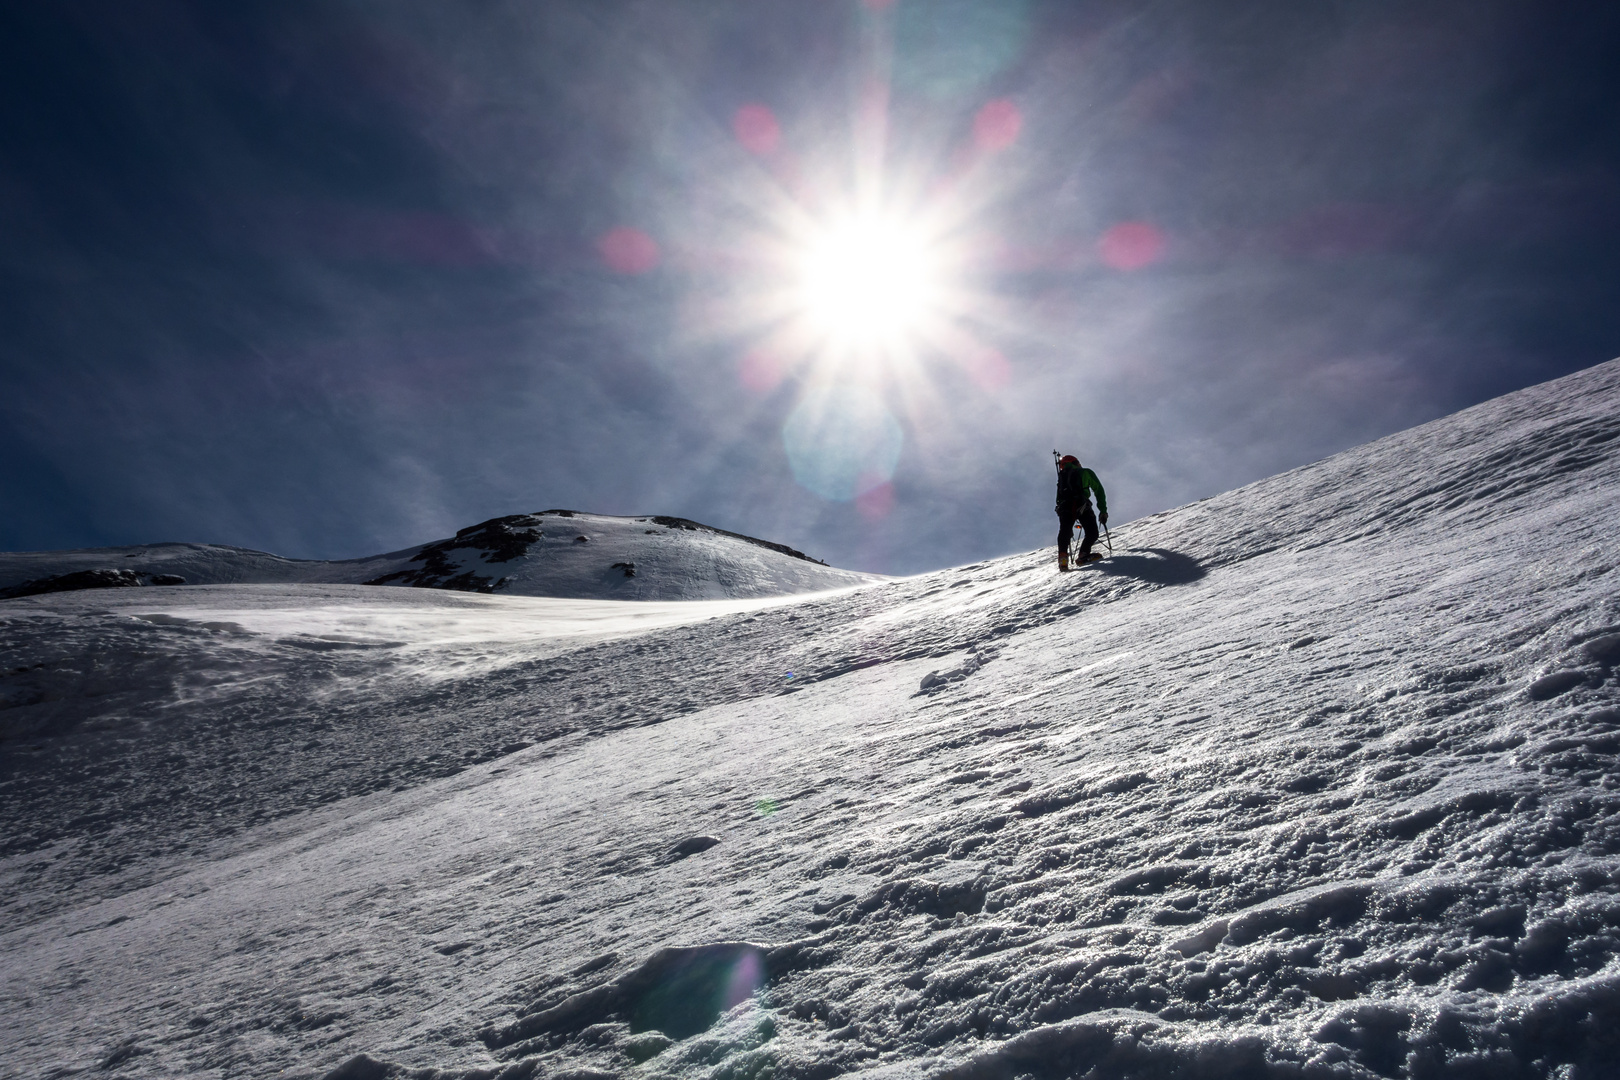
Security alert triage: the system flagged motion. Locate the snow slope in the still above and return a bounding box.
[0,511,880,601]
[4,359,1620,1079]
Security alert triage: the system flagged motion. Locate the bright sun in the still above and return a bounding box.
[796,214,941,351]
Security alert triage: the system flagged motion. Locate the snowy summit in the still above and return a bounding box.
[4,359,1620,1079]
[0,510,881,602]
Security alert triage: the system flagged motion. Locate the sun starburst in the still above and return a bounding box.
[795,212,943,354]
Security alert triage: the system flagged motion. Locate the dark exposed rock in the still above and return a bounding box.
[365,545,500,593]
[365,514,541,593]
[148,574,186,586]
[453,516,544,563]
[611,562,635,578]
[1,569,144,600]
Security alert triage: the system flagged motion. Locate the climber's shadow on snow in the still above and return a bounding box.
[1095,548,1205,585]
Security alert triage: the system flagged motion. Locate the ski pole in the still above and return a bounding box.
[1103,520,1113,554]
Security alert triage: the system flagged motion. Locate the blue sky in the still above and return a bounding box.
[4,1,1618,573]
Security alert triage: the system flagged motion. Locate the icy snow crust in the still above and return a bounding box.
[4,360,1620,1079]
[0,511,881,601]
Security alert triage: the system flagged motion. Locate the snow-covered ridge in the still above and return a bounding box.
[0,510,881,601]
[3,359,1620,1079]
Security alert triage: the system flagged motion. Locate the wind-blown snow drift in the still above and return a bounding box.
[3,360,1620,1079]
[0,510,880,601]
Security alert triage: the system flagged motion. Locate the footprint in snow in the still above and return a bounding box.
[917,648,996,694]
[668,835,720,859]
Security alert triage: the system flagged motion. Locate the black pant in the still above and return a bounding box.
[1057,504,1098,559]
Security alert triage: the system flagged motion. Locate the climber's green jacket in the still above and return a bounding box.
[1056,462,1107,518]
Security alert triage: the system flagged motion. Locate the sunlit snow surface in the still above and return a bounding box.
[5,360,1620,1079]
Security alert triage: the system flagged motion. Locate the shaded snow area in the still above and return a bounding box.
[0,511,880,602]
[4,360,1620,1080]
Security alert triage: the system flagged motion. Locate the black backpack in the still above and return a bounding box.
[1057,463,1086,507]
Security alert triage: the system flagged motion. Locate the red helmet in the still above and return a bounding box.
[1059,454,1079,467]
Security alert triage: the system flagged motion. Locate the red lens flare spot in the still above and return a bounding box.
[1098,221,1166,271]
[964,346,1011,391]
[732,104,781,156]
[973,99,1022,153]
[738,349,786,394]
[597,226,660,274]
[855,479,895,520]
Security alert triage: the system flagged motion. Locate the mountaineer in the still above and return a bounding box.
[1054,453,1107,571]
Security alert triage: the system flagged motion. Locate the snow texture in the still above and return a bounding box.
[4,359,1620,1080]
[0,511,880,602]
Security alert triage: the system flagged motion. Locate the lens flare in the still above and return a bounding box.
[597,226,660,274]
[732,104,781,157]
[973,98,1022,153]
[796,215,940,350]
[738,348,786,394]
[782,384,903,501]
[1098,221,1165,271]
[893,0,1032,100]
[855,479,896,519]
[721,950,767,1013]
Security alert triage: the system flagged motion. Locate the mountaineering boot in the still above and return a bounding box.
[1079,552,1104,565]
[1058,551,1069,572]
